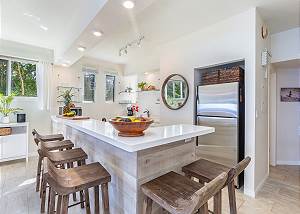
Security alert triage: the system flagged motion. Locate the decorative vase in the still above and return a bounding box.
[2,116,10,124]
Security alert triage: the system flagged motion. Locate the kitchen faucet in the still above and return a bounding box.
[143,109,150,118]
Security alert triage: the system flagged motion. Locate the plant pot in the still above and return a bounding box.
[2,116,10,124]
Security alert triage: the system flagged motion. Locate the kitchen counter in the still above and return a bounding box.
[62,118,214,152]
[51,116,215,213]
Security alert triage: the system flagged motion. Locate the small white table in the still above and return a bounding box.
[0,122,29,163]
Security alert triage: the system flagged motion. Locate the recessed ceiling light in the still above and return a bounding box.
[77,46,86,52]
[62,63,68,67]
[40,25,48,31]
[93,31,102,37]
[123,1,135,9]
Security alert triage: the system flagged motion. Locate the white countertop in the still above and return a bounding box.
[62,118,215,152]
[0,122,29,127]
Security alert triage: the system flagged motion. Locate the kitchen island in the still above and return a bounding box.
[52,117,214,214]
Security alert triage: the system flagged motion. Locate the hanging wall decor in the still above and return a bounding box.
[280,88,300,102]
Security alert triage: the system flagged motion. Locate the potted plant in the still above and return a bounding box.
[0,93,22,123]
[137,82,147,91]
[57,88,75,116]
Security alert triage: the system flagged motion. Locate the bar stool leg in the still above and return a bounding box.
[143,197,153,214]
[61,195,69,214]
[228,181,237,214]
[49,188,56,214]
[94,186,100,214]
[56,195,62,214]
[68,162,77,201]
[84,189,91,214]
[47,187,52,213]
[214,190,222,214]
[101,183,110,214]
[77,160,85,208]
[36,155,43,192]
[199,203,208,214]
[40,178,47,213]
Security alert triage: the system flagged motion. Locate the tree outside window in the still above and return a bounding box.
[105,75,115,102]
[0,59,8,95]
[0,58,37,97]
[83,73,96,102]
[11,61,37,97]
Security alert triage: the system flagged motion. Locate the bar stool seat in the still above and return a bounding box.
[182,159,231,182]
[43,161,111,214]
[46,162,110,193]
[32,129,64,145]
[182,157,251,214]
[141,171,227,214]
[42,140,74,151]
[46,148,87,165]
[38,133,64,142]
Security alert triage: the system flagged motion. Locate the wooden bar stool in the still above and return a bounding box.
[40,147,88,213]
[182,157,251,214]
[42,158,111,214]
[141,171,227,214]
[32,129,74,192]
[32,129,64,145]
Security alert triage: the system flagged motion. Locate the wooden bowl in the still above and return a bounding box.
[109,117,153,137]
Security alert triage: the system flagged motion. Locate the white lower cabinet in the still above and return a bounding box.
[1,134,27,159]
[0,122,29,162]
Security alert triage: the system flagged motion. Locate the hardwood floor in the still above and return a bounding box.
[0,157,299,213]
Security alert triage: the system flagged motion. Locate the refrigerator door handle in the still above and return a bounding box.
[196,87,199,104]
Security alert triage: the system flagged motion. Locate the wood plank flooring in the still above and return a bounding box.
[0,157,299,213]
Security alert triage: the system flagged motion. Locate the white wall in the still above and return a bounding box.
[0,39,54,155]
[254,11,270,192]
[271,28,300,63]
[52,57,125,120]
[159,8,258,196]
[276,67,300,165]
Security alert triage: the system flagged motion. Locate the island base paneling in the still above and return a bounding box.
[66,126,197,214]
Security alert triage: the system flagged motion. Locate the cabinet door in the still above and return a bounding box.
[1,134,27,159]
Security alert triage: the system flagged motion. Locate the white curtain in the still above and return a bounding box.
[37,61,53,111]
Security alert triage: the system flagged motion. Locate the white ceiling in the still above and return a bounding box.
[0,0,299,65]
[0,0,107,60]
[85,0,300,64]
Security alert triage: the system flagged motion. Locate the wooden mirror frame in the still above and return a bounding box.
[161,74,189,110]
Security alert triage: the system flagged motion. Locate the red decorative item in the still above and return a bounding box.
[132,105,139,113]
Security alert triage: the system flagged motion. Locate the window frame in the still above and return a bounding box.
[105,74,116,103]
[166,80,184,100]
[0,56,38,98]
[82,69,97,103]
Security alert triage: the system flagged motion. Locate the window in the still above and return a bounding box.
[105,75,115,102]
[0,59,8,95]
[83,73,96,102]
[0,58,37,97]
[166,80,185,99]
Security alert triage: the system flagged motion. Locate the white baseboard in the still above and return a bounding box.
[255,173,269,196]
[276,161,300,165]
[243,188,256,198]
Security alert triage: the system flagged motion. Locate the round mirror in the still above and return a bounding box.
[161,74,189,110]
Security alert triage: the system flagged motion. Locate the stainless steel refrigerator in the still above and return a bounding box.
[196,82,243,187]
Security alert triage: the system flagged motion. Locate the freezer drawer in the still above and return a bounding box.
[197,116,238,167]
[197,82,239,118]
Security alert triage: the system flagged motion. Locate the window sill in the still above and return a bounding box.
[14,96,38,102]
[82,101,95,104]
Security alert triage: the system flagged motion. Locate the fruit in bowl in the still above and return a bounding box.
[109,116,153,137]
[63,111,76,117]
